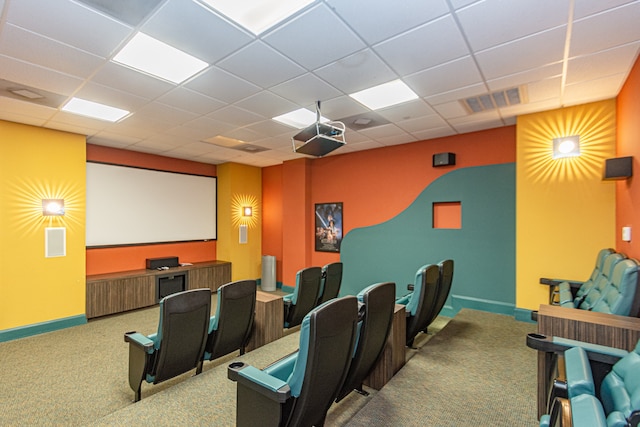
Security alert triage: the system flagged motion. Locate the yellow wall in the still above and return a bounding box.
[217,163,262,281]
[516,100,617,310]
[0,120,86,330]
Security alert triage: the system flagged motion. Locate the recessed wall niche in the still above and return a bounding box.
[432,202,461,229]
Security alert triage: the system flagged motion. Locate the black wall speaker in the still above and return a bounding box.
[604,156,633,180]
[433,152,456,167]
[146,256,180,270]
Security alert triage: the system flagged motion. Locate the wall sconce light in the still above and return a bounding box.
[243,206,252,217]
[553,135,580,159]
[42,199,65,216]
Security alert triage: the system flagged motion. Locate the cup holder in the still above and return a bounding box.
[528,333,547,339]
[227,361,246,382]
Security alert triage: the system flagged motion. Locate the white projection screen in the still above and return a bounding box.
[86,162,216,247]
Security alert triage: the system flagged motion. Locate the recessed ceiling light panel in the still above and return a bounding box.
[62,98,130,122]
[349,79,418,110]
[199,0,314,35]
[113,33,208,84]
[273,108,329,129]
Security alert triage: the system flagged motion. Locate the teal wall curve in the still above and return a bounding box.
[339,163,516,316]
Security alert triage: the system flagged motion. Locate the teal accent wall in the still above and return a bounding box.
[340,163,516,316]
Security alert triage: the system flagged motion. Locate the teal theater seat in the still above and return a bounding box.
[588,258,640,317]
[539,248,615,305]
[283,266,322,328]
[316,262,343,306]
[335,281,396,402]
[197,280,256,374]
[536,337,640,427]
[124,288,211,402]
[228,296,359,427]
[395,263,440,347]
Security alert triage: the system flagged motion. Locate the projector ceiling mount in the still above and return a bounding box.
[292,100,346,157]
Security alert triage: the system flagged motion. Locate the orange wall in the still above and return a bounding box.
[85,145,217,275]
[616,55,640,258]
[264,126,516,286]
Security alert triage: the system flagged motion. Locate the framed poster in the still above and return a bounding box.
[315,202,343,252]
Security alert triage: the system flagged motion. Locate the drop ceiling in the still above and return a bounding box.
[0,0,639,167]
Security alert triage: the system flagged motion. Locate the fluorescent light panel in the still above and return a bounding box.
[62,98,129,122]
[349,79,418,110]
[113,33,208,84]
[273,108,329,129]
[199,0,313,35]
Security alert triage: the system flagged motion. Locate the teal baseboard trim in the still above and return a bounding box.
[280,284,294,293]
[514,308,537,323]
[439,304,457,318]
[0,315,87,343]
[451,295,515,316]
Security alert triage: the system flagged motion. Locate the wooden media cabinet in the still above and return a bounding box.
[86,261,231,318]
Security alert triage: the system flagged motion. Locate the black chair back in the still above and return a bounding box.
[336,282,396,402]
[406,264,440,347]
[423,259,454,331]
[201,280,256,367]
[317,262,343,306]
[284,266,322,328]
[286,296,358,427]
[151,288,211,383]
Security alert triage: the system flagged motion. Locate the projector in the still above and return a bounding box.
[292,121,346,157]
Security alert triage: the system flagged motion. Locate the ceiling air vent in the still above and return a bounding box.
[462,86,526,113]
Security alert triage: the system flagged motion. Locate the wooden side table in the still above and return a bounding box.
[246,290,284,352]
[363,303,406,390]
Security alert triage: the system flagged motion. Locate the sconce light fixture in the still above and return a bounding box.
[553,135,580,159]
[42,199,65,216]
[243,206,253,217]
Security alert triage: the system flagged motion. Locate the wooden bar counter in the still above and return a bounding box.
[534,304,640,418]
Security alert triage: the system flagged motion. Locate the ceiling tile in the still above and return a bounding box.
[157,87,226,115]
[566,43,640,85]
[455,0,569,51]
[314,49,397,93]
[475,26,566,80]
[373,15,469,75]
[404,56,483,97]
[570,2,640,57]
[410,126,456,141]
[235,91,299,118]
[217,41,305,88]
[185,66,261,103]
[270,73,342,106]
[563,73,627,105]
[92,61,174,99]
[263,4,365,70]
[326,0,450,45]
[573,0,637,20]
[7,0,132,57]
[142,0,252,64]
[75,82,149,111]
[486,63,562,91]
[206,105,265,127]
[376,99,436,122]
[423,83,487,106]
[0,54,83,96]
[0,24,105,78]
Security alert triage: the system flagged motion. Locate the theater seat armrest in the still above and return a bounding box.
[232,365,291,403]
[395,295,411,306]
[540,278,583,288]
[570,394,607,427]
[553,337,628,364]
[124,332,154,353]
[264,352,298,382]
[564,347,595,397]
